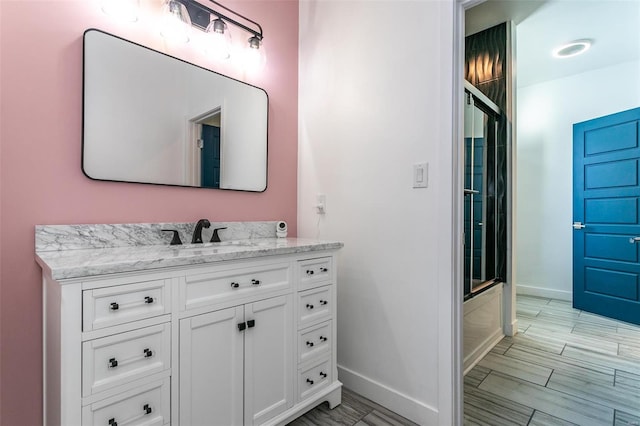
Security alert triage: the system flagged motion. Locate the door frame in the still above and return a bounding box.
[449,1,480,424]
[451,0,517,424]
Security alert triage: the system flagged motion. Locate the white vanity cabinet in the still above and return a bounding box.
[179,295,293,426]
[40,247,341,426]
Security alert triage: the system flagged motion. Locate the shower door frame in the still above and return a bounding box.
[464,81,502,300]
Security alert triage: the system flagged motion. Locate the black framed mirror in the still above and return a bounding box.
[82,29,268,191]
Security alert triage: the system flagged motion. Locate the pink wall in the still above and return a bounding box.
[0,1,299,424]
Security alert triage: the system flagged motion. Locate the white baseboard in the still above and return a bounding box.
[337,365,438,425]
[463,329,503,375]
[516,284,572,302]
[504,318,518,337]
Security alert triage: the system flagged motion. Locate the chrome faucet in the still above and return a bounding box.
[191,219,211,243]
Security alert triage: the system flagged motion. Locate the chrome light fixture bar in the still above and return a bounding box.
[175,0,264,47]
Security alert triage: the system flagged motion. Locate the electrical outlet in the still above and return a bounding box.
[316,194,326,214]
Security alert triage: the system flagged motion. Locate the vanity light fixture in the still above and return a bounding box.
[101,0,140,22]
[552,39,592,58]
[244,35,266,70]
[160,0,192,44]
[205,18,232,60]
[172,0,264,63]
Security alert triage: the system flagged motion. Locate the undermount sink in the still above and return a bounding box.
[175,240,260,252]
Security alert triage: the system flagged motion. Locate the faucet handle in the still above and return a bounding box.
[161,229,183,245]
[210,227,228,243]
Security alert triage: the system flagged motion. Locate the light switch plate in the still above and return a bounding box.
[413,163,428,188]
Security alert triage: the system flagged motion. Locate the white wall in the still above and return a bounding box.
[298,1,456,424]
[516,60,640,300]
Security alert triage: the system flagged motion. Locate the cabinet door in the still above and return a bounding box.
[244,295,293,425]
[180,306,244,426]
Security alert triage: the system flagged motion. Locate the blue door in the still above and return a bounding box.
[573,107,640,324]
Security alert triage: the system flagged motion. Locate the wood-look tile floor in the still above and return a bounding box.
[288,388,418,426]
[465,295,640,426]
[290,295,640,425]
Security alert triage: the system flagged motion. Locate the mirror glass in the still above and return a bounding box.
[82,29,268,191]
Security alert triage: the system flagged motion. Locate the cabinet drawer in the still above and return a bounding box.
[181,262,290,311]
[298,359,331,402]
[298,321,332,364]
[299,257,333,290]
[83,280,170,331]
[81,378,170,426]
[298,285,333,328]
[82,324,171,397]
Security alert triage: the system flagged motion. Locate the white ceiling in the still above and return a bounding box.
[466,0,640,88]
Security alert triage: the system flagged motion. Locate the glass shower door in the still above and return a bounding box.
[464,90,499,300]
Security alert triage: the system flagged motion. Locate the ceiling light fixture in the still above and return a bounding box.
[552,40,592,59]
[174,0,264,63]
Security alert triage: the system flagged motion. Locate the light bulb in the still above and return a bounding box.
[101,0,139,22]
[243,36,266,71]
[205,18,232,60]
[160,0,192,44]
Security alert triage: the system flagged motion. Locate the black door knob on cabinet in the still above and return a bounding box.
[109,302,119,311]
[143,348,153,358]
[247,320,255,328]
[251,279,261,286]
[319,336,327,342]
[108,418,118,426]
[306,270,314,275]
[306,341,314,347]
[238,322,247,331]
[319,300,328,305]
[143,404,152,415]
[306,378,314,385]
[108,358,118,368]
[306,304,314,309]
[320,267,328,272]
[144,296,154,304]
[320,371,327,378]
[230,282,240,289]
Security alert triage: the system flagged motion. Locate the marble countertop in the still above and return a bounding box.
[36,238,343,281]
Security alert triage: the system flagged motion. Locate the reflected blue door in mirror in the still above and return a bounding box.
[202,125,221,188]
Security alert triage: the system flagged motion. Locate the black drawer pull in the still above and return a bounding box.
[320,371,327,378]
[247,319,255,328]
[320,267,328,272]
[319,336,327,342]
[238,322,247,331]
[109,297,154,311]
[306,304,314,310]
[108,403,152,426]
[109,348,154,368]
[230,282,240,289]
[251,279,261,286]
[306,341,314,347]
[306,378,314,385]
[319,300,328,305]
[306,270,315,275]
